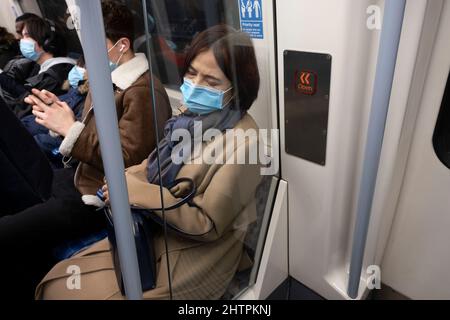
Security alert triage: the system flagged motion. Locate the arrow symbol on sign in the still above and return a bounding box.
[300,72,311,85]
[305,73,310,85]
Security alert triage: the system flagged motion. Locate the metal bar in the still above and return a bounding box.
[141,0,173,300]
[71,0,143,300]
[347,0,406,299]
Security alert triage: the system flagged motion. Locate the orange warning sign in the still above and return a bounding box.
[296,70,317,95]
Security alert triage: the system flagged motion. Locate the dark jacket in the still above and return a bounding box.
[2,56,38,85]
[0,42,20,70]
[24,61,75,96]
[0,96,53,216]
[58,79,89,119]
[1,57,75,118]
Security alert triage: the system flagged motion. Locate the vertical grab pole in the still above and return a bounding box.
[71,0,142,300]
[347,0,406,299]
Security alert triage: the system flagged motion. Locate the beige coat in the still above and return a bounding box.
[36,114,262,300]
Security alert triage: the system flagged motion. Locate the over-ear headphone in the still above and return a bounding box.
[42,19,57,53]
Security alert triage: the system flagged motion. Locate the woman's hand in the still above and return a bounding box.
[102,184,110,205]
[24,89,76,137]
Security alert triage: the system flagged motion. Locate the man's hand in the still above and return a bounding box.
[24,89,76,137]
[102,184,110,205]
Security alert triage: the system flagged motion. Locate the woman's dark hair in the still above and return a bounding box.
[182,24,260,111]
[15,13,40,23]
[101,0,135,45]
[24,17,67,57]
[15,13,39,37]
[0,27,16,46]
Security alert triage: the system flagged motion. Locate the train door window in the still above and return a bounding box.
[35,0,83,57]
[433,71,450,169]
[134,0,278,300]
[120,0,240,90]
[132,0,279,299]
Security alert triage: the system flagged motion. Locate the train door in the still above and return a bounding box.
[274,0,450,300]
[379,0,450,299]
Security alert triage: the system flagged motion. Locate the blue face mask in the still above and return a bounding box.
[109,61,118,73]
[68,66,86,88]
[180,78,233,115]
[20,38,42,62]
[108,40,125,73]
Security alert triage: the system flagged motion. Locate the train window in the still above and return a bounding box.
[128,0,279,299]
[120,0,240,90]
[35,0,83,57]
[433,71,450,169]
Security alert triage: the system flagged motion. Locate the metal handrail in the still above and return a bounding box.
[347,0,406,299]
[71,0,143,300]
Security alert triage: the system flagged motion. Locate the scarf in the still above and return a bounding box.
[147,107,243,186]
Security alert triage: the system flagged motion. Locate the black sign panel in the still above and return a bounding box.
[284,50,332,166]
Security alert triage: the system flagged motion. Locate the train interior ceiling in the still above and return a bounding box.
[0,0,449,300]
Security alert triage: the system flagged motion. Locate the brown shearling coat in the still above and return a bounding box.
[71,73,172,196]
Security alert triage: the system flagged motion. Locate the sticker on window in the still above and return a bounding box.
[239,0,264,39]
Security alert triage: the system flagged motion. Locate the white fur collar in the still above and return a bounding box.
[111,53,149,90]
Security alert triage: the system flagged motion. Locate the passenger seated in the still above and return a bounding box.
[36,24,262,300]
[0,96,53,217]
[21,56,88,168]
[15,13,40,41]
[0,0,172,300]
[0,16,75,118]
[0,27,20,70]
[1,13,40,82]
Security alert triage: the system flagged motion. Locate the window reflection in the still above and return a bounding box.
[36,0,83,57]
[137,0,278,300]
[121,0,240,89]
